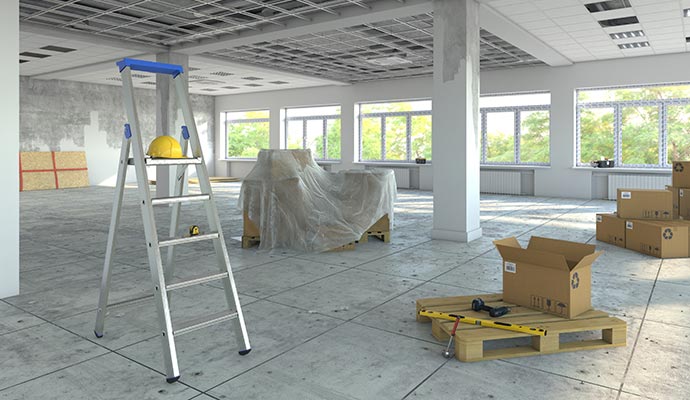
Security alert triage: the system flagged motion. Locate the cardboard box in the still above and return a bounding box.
[624,220,689,258]
[493,236,602,319]
[680,188,690,220]
[596,213,626,248]
[616,189,672,220]
[672,161,690,188]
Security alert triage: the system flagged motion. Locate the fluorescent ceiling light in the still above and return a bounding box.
[599,16,639,27]
[618,41,650,49]
[366,56,412,66]
[585,0,631,13]
[609,30,645,39]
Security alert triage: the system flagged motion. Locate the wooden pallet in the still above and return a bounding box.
[240,235,355,251]
[356,230,390,243]
[416,293,626,362]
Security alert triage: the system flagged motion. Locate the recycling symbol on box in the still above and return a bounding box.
[571,272,580,289]
[675,163,685,173]
[663,228,673,240]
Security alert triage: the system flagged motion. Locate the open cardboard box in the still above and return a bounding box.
[493,236,603,319]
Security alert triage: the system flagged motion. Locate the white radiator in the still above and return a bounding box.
[480,170,521,195]
[607,174,672,200]
[389,168,410,189]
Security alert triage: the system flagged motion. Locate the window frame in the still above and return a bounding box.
[284,106,342,161]
[357,101,432,162]
[576,84,690,168]
[223,109,270,159]
[480,104,551,166]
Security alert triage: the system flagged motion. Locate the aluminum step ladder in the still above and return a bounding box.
[94,58,251,383]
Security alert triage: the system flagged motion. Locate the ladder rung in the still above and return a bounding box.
[174,311,238,336]
[159,232,219,247]
[151,194,210,206]
[166,272,228,291]
[127,157,203,166]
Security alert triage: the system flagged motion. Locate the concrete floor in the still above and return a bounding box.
[1,184,688,400]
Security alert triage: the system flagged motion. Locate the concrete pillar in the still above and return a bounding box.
[155,52,189,197]
[431,0,482,242]
[332,93,358,172]
[0,0,19,298]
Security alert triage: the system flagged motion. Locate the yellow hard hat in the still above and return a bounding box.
[147,136,183,158]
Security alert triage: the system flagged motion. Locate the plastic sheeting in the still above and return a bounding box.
[238,149,397,252]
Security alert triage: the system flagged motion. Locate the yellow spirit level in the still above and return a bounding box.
[419,309,547,336]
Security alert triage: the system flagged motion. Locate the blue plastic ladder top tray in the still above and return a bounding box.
[116,58,184,77]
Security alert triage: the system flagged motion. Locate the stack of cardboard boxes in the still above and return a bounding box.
[596,161,690,258]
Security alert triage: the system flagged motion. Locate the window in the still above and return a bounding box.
[480,92,551,165]
[577,83,690,167]
[358,100,432,162]
[285,106,341,160]
[223,110,270,158]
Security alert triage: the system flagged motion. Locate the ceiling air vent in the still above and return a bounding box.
[366,56,412,66]
[40,45,76,53]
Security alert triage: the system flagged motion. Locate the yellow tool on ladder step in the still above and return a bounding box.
[418,309,547,337]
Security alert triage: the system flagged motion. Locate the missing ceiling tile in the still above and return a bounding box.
[241,76,263,80]
[244,83,262,87]
[20,51,50,58]
[269,81,289,84]
[598,16,639,27]
[222,86,239,89]
[40,45,76,53]
[19,59,29,63]
[210,71,234,76]
[585,0,631,13]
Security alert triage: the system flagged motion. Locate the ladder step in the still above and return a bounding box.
[166,272,229,291]
[151,194,210,206]
[128,157,203,166]
[174,311,238,336]
[159,232,219,247]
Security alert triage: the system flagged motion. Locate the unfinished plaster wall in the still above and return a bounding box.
[20,77,215,185]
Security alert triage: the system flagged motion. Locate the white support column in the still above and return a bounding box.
[431,0,482,242]
[156,52,189,197]
[333,94,358,172]
[0,0,19,298]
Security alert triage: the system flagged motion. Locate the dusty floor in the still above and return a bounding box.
[1,183,688,399]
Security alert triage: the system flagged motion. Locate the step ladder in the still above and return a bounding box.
[94,58,251,383]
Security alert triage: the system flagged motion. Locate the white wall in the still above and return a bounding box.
[215,51,689,199]
[0,0,19,298]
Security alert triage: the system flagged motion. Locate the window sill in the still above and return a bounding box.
[573,167,672,174]
[317,160,342,165]
[481,164,550,170]
[355,161,432,167]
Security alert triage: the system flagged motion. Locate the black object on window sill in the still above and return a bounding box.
[415,157,427,164]
[591,160,615,168]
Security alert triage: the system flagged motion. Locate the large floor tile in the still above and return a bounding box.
[356,247,473,280]
[5,269,152,320]
[0,301,44,335]
[231,258,347,298]
[591,275,655,319]
[117,300,342,391]
[0,352,199,400]
[0,322,107,390]
[268,269,423,320]
[623,320,690,399]
[645,281,690,328]
[208,323,446,400]
[407,361,619,400]
[431,256,503,292]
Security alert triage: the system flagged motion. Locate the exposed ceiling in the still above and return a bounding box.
[204,13,544,83]
[17,0,690,95]
[483,0,690,62]
[19,0,398,47]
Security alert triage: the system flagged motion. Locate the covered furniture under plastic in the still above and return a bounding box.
[238,149,396,252]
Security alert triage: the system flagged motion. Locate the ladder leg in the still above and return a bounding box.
[174,75,251,354]
[95,136,130,337]
[122,68,180,382]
